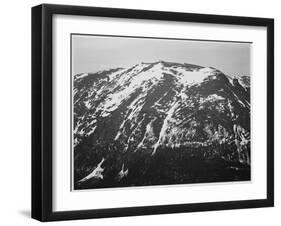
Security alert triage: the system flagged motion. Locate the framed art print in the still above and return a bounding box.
[32,4,274,221]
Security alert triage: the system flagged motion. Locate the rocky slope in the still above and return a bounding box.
[73,61,251,189]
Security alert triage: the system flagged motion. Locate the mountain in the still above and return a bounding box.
[73,61,251,190]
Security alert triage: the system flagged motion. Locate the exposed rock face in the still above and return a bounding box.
[73,61,250,189]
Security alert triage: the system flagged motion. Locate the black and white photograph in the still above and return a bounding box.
[72,34,251,190]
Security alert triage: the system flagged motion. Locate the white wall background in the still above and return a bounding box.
[0,0,278,225]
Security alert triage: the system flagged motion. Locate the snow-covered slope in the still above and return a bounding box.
[73,61,251,189]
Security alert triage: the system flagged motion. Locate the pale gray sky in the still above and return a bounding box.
[72,35,251,77]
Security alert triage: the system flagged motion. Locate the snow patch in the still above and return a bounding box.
[137,118,156,149]
[152,101,179,155]
[84,100,91,109]
[116,164,128,181]
[75,73,88,79]
[78,158,105,183]
[175,67,217,86]
[86,125,97,136]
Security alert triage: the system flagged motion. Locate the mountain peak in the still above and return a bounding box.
[73,60,251,189]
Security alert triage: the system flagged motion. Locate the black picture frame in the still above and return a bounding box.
[32,3,274,222]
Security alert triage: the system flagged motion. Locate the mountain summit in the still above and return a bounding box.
[73,61,250,189]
